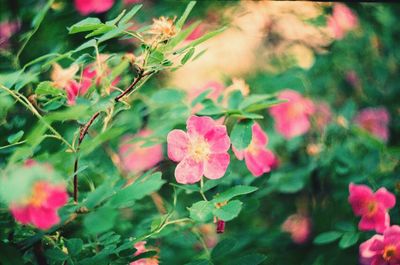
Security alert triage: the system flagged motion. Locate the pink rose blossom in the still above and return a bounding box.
[0,20,20,49]
[232,122,278,177]
[328,3,358,40]
[124,0,142,5]
[130,241,159,265]
[359,225,400,265]
[354,107,390,142]
[281,214,312,244]
[348,183,396,233]
[10,180,68,230]
[119,129,164,174]
[74,0,114,15]
[167,115,230,184]
[269,89,315,139]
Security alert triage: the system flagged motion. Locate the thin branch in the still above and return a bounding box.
[72,69,156,203]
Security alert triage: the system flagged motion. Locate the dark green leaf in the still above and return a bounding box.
[188,201,214,222]
[230,119,253,150]
[69,17,102,34]
[211,237,237,260]
[212,185,258,203]
[213,200,242,221]
[339,232,359,249]
[7,130,24,144]
[313,231,342,245]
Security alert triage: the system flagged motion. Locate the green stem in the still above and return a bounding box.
[0,140,27,150]
[200,178,208,201]
[0,84,74,150]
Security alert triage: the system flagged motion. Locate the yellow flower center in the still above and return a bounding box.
[366,201,378,216]
[28,182,48,207]
[383,245,396,261]
[189,137,211,162]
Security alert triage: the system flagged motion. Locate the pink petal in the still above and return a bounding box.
[167,130,189,162]
[383,225,400,246]
[175,158,204,184]
[187,115,215,138]
[10,205,30,225]
[232,146,244,160]
[359,235,383,259]
[358,215,377,232]
[74,0,114,15]
[45,186,68,208]
[375,187,396,209]
[66,80,80,105]
[203,153,230,180]
[252,123,268,146]
[244,149,274,177]
[204,125,230,153]
[348,183,374,216]
[28,206,60,230]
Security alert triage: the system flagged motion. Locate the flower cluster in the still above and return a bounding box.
[348,183,399,265]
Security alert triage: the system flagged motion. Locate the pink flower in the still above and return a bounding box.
[10,180,68,230]
[185,22,206,41]
[328,3,358,40]
[74,0,114,15]
[348,183,396,233]
[269,89,315,139]
[124,0,142,5]
[359,225,400,265]
[313,101,332,131]
[281,214,312,244]
[354,107,390,142]
[167,115,230,184]
[130,241,159,265]
[0,20,20,49]
[232,122,277,177]
[119,129,164,174]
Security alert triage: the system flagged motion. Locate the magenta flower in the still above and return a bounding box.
[233,122,277,177]
[328,3,358,40]
[269,89,315,139]
[74,0,114,15]
[281,214,312,244]
[360,225,400,265]
[167,115,230,184]
[348,183,396,233]
[130,241,159,265]
[119,129,164,174]
[10,181,68,230]
[0,20,20,49]
[354,107,390,142]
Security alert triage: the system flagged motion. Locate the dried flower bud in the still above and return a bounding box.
[149,16,177,41]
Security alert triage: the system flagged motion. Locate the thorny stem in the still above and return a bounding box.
[72,69,156,203]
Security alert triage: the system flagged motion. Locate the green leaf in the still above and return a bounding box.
[107,172,165,208]
[176,1,196,30]
[83,206,118,234]
[211,237,237,260]
[313,231,342,245]
[230,119,253,150]
[231,254,267,265]
[85,24,114,38]
[185,260,212,265]
[0,242,24,265]
[45,248,68,261]
[174,27,227,54]
[7,130,24,144]
[66,238,83,256]
[191,88,212,107]
[238,94,276,110]
[181,47,195,65]
[119,4,143,26]
[339,232,359,249]
[69,17,103,34]
[197,99,224,115]
[212,185,258,203]
[36,81,63,96]
[213,200,242,221]
[188,201,214,222]
[74,39,96,52]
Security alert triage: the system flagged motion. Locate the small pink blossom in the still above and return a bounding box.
[167,115,230,184]
[348,183,396,233]
[130,241,159,265]
[10,180,68,230]
[269,89,315,139]
[185,22,206,41]
[119,129,164,174]
[124,0,142,5]
[233,122,277,177]
[328,3,358,40]
[313,101,332,131]
[74,0,114,15]
[360,225,400,265]
[346,70,360,88]
[354,107,390,142]
[0,20,20,49]
[281,214,312,244]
